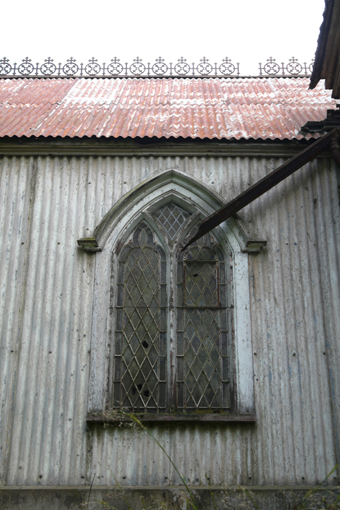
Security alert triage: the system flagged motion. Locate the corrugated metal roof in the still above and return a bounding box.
[0,77,337,140]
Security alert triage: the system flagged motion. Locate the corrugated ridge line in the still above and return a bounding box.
[0,78,75,105]
[57,156,88,484]
[275,160,300,484]
[0,157,32,484]
[35,157,64,484]
[273,162,302,484]
[314,157,340,467]
[248,159,284,485]
[305,159,333,480]
[293,162,320,483]
[5,157,93,485]
[89,426,170,486]
[2,158,35,483]
[7,154,44,484]
[13,155,62,485]
[307,157,339,475]
[247,156,267,485]
[236,157,262,485]
[70,157,94,484]
[24,157,53,485]
[50,155,93,485]
[43,157,70,484]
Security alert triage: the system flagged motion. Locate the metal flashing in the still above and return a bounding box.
[0,138,332,157]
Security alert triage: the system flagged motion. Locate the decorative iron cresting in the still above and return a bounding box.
[0,56,239,78]
[0,56,314,78]
[258,56,315,76]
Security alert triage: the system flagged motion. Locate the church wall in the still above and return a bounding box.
[0,153,339,490]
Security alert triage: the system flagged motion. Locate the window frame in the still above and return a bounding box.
[110,222,168,412]
[84,170,259,423]
[109,213,233,415]
[176,232,232,413]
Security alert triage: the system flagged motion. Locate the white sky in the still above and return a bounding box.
[0,0,325,75]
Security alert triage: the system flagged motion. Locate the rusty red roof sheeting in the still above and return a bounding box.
[0,77,337,140]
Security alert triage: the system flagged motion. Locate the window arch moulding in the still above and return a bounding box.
[79,170,266,422]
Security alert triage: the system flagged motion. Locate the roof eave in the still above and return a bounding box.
[310,0,340,99]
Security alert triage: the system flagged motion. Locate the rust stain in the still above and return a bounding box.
[0,77,336,140]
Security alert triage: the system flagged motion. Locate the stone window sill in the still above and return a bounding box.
[87,413,256,424]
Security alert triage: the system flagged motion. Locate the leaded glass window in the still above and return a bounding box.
[177,235,231,411]
[153,203,191,240]
[113,223,167,412]
[112,203,232,414]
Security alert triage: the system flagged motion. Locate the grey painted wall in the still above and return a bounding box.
[0,153,339,488]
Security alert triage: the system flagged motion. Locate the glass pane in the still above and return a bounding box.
[179,309,226,410]
[114,223,166,412]
[184,262,218,307]
[177,233,230,412]
[153,202,190,239]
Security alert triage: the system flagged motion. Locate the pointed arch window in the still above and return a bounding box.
[112,223,167,412]
[110,203,233,414]
[177,237,231,411]
[84,170,260,422]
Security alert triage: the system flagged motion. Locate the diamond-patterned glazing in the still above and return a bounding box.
[179,309,226,409]
[184,261,218,307]
[153,203,190,239]
[114,223,167,412]
[112,217,232,415]
[177,234,230,411]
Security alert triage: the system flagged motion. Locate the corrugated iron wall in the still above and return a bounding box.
[0,154,339,487]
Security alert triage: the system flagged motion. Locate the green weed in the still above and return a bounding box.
[80,412,340,509]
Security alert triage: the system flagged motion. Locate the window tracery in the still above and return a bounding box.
[84,170,258,421]
[111,203,232,413]
[153,202,191,240]
[113,223,167,412]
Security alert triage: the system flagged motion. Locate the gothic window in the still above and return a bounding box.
[112,223,167,412]
[177,239,231,411]
[110,202,232,414]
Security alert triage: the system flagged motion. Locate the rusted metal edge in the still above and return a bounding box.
[310,0,335,89]
[300,107,340,135]
[181,128,340,251]
[87,413,256,423]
